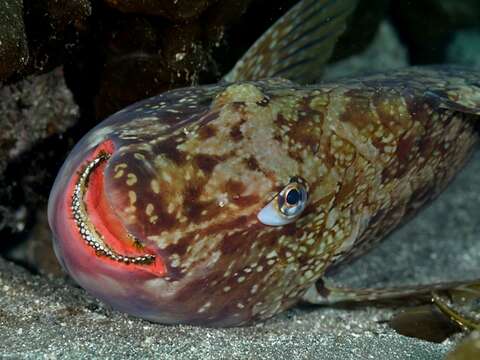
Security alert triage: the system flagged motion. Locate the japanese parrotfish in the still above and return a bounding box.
[48,0,480,327]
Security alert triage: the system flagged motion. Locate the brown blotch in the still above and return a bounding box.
[194,154,222,174]
[216,217,253,254]
[229,119,245,142]
[198,124,217,140]
[225,179,259,207]
[220,231,248,255]
[281,223,297,236]
[225,179,246,195]
[335,180,356,205]
[147,206,177,231]
[244,156,260,172]
[140,192,178,231]
[232,101,246,109]
[183,181,219,222]
[184,183,202,202]
[396,135,415,162]
[340,91,374,130]
[233,194,260,208]
[184,199,212,222]
[212,215,251,236]
[288,114,322,151]
[154,136,186,165]
[164,237,190,257]
[288,150,304,163]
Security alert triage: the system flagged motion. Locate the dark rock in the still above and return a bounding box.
[389,305,461,343]
[91,12,215,119]
[330,0,390,62]
[21,0,92,77]
[0,68,78,175]
[103,0,218,21]
[0,0,29,79]
[70,0,253,120]
[27,209,64,276]
[447,29,480,68]
[391,0,480,64]
[446,332,480,360]
[0,0,92,82]
[324,22,408,80]
[0,68,78,239]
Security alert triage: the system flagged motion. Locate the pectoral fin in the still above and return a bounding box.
[302,277,480,305]
[303,277,480,332]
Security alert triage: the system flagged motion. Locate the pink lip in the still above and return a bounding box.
[64,140,165,276]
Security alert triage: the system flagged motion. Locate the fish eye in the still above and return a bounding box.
[257,177,308,226]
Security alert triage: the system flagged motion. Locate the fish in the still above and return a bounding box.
[47,0,480,327]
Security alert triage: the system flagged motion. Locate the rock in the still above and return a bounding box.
[71,0,253,120]
[20,0,92,78]
[446,332,480,360]
[0,0,91,82]
[91,13,214,119]
[103,0,218,21]
[1,0,389,118]
[324,21,408,80]
[330,0,390,62]
[0,68,78,175]
[6,208,64,276]
[391,0,480,64]
[446,29,480,68]
[0,0,29,79]
[0,68,78,237]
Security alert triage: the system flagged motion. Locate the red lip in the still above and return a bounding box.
[66,140,165,276]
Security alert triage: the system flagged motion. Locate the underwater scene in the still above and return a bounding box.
[0,0,480,358]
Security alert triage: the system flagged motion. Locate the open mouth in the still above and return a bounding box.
[69,140,164,274]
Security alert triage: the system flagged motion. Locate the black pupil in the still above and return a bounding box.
[286,188,301,205]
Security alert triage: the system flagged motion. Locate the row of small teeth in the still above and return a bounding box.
[71,152,155,265]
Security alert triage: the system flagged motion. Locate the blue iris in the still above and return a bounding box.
[286,189,300,205]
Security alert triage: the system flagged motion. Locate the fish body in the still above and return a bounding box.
[48,65,480,326]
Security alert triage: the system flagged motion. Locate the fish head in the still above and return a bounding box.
[48,82,343,326]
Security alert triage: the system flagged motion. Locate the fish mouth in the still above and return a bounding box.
[69,140,165,275]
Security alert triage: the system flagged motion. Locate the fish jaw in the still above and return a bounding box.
[49,138,186,320]
[48,134,286,326]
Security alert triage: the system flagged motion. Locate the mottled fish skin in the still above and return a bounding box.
[48,66,480,326]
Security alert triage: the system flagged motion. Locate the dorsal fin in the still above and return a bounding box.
[224,0,358,84]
